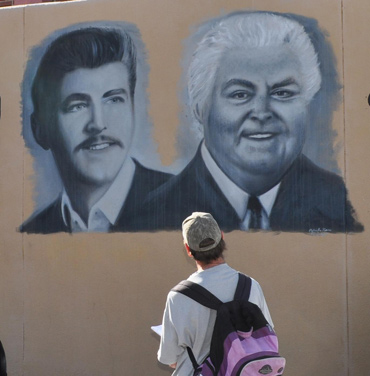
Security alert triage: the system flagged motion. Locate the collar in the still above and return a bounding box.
[201,142,280,219]
[61,157,136,231]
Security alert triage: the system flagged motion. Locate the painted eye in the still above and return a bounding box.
[229,91,252,101]
[275,90,291,97]
[65,102,87,113]
[233,92,247,98]
[271,89,297,100]
[107,96,125,104]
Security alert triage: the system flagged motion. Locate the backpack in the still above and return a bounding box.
[172,273,286,376]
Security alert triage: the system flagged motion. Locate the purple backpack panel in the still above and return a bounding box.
[192,325,285,376]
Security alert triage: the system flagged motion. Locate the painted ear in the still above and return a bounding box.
[194,104,204,124]
[31,113,50,150]
[193,104,205,138]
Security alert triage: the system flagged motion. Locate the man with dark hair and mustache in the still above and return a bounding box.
[20,27,171,234]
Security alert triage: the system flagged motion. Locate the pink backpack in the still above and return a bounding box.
[172,274,286,376]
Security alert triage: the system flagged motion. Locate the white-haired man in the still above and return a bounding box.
[143,11,362,233]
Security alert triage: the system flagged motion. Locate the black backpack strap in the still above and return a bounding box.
[172,281,222,371]
[171,275,251,372]
[171,280,222,310]
[0,341,6,376]
[234,273,252,301]
[186,347,199,371]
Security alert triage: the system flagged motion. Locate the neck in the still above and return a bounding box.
[64,182,110,224]
[206,146,292,195]
[221,166,282,196]
[196,257,225,271]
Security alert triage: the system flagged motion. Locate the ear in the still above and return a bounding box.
[31,113,50,150]
[194,104,203,124]
[184,243,193,258]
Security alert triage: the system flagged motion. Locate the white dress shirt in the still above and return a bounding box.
[201,143,280,230]
[61,157,136,232]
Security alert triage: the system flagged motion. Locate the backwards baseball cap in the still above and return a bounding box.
[182,212,222,252]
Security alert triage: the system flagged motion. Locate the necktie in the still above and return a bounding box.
[247,196,263,230]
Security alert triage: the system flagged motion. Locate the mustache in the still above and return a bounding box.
[75,135,124,152]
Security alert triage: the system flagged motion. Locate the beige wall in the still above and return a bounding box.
[0,0,369,375]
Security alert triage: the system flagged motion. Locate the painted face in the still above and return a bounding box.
[205,46,309,194]
[50,62,134,189]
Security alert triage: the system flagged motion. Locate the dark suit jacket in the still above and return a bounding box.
[19,160,172,234]
[139,148,363,233]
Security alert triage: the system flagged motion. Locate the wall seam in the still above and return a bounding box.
[22,6,25,376]
[340,1,350,376]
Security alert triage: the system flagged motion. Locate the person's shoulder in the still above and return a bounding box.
[155,153,199,189]
[143,148,217,213]
[297,156,357,211]
[132,159,173,188]
[166,284,196,307]
[130,152,206,230]
[235,271,260,290]
[18,198,68,234]
[249,276,262,291]
[296,155,346,188]
[282,154,348,201]
[109,160,175,232]
[280,154,364,232]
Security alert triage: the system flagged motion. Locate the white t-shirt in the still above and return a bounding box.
[157,263,273,376]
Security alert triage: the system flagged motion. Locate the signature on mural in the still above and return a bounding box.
[19,12,363,234]
[309,228,332,234]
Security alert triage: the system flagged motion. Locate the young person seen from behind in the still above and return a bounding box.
[157,212,274,375]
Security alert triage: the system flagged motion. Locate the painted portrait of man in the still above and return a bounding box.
[20,24,172,234]
[140,11,363,234]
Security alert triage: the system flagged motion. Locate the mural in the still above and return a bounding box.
[138,11,364,234]
[19,12,363,234]
[19,23,172,234]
